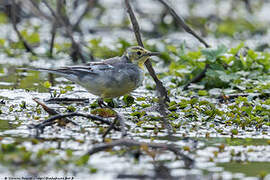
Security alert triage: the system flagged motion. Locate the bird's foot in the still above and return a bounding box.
[98,98,110,108]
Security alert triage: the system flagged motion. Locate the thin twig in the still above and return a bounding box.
[219,92,270,102]
[32,112,119,131]
[243,0,253,14]
[158,0,211,90]
[118,163,173,179]
[10,0,36,55]
[33,98,58,115]
[124,0,169,103]
[124,0,172,135]
[73,0,96,31]
[32,98,78,129]
[42,0,87,63]
[28,0,52,21]
[49,21,57,58]
[117,174,149,179]
[158,0,210,48]
[57,0,70,27]
[87,139,194,168]
[158,99,173,136]
[102,118,118,139]
[101,110,127,138]
[45,97,89,104]
[183,64,209,90]
[116,112,127,137]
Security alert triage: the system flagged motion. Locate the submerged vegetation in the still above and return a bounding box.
[0,0,269,179]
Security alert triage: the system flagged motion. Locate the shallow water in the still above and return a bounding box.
[0,0,270,179]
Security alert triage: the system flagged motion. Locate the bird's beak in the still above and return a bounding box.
[144,52,160,57]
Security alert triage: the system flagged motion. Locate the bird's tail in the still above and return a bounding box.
[17,67,65,76]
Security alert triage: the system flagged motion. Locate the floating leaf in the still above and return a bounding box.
[91,108,117,117]
[43,81,51,88]
[123,95,135,107]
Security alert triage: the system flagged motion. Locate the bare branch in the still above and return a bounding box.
[33,98,59,116]
[183,64,209,90]
[87,139,194,168]
[11,0,36,55]
[243,0,253,14]
[28,0,52,21]
[102,118,118,139]
[31,112,118,131]
[42,0,87,63]
[73,0,96,31]
[158,0,210,48]
[124,0,172,135]
[124,0,169,103]
[45,97,89,104]
[157,0,211,90]
[116,112,127,137]
[49,23,56,58]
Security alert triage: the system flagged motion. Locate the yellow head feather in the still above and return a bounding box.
[125,46,159,69]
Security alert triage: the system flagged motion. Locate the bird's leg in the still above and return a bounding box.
[98,98,108,108]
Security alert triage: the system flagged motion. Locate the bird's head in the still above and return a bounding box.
[125,46,159,68]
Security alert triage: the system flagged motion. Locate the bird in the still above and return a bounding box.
[22,46,159,106]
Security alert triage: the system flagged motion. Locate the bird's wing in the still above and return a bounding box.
[18,57,128,78]
[84,55,130,66]
[62,63,115,74]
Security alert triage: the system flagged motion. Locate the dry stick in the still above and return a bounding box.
[117,174,149,179]
[10,0,36,55]
[158,0,210,48]
[33,98,59,115]
[73,0,95,32]
[29,0,52,21]
[158,0,210,90]
[116,112,127,137]
[125,0,169,103]
[118,163,172,179]
[57,0,87,63]
[183,64,209,90]
[219,92,270,101]
[49,23,56,58]
[158,98,173,134]
[243,0,253,14]
[101,112,127,139]
[87,139,194,168]
[32,98,78,127]
[45,97,89,104]
[32,112,119,130]
[124,0,172,135]
[42,0,87,63]
[101,109,127,138]
[33,98,122,137]
[102,118,118,139]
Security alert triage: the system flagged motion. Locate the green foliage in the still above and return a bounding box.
[201,45,227,63]
[164,42,270,90]
[91,108,117,117]
[216,18,266,37]
[218,162,270,177]
[75,155,90,166]
[123,95,135,107]
[43,81,52,88]
[0,4,270,177]
[0,13,7,24]
[66,105,76,112]
[88,38,127,59]
[20,29,40,45]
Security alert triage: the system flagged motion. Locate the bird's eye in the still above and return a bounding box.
[137,51,142,56]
